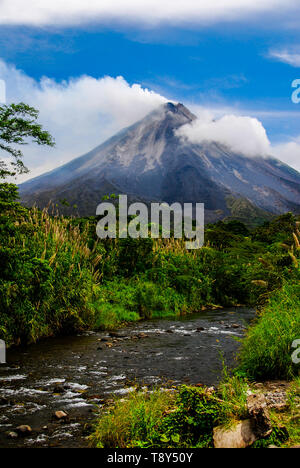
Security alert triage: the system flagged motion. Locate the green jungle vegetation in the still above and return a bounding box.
[1,188,299,355]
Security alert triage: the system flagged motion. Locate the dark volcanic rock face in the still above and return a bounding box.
[19,102,300,219]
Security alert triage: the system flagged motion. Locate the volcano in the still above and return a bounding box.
[19,102,300,223]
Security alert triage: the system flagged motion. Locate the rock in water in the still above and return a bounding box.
[54,410,68,420]
[16,425,32,436]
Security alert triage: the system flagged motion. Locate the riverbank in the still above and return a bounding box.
[90,378,300,449]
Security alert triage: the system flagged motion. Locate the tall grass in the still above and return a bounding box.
[90,389,175,448]
[0,207,100,345]
[238,229,300,380]
[238,280,300,380]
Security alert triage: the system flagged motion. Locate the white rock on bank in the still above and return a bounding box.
[213,420,257,449]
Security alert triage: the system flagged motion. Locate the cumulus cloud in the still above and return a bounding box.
[272,138,300,171]
[0,0,296,27]
[269,49,300,67]
[176,112,271,157]
[0,59,166,181]
[177,108,300,171]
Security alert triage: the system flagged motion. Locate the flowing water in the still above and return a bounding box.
[0,307,254,448]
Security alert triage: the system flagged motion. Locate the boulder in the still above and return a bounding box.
[213,420,257,448]
[7,432,18,439]
[247,394,272,438]
[54,410,68,420]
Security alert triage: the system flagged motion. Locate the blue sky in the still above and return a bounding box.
[0,0,300,176]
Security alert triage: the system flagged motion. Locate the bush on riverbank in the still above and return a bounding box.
[91,212,299,328]
[90,385,231,448]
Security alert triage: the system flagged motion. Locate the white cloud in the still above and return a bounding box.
[177,108,300,171]
[269,49,300,67]
[272,138,300,171]
[176,112,271,157]
[0,0,296,27]
[0,59,167,181]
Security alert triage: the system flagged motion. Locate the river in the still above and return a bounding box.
[0,307,254,448]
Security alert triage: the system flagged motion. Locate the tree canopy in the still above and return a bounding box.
[0,102,55,179]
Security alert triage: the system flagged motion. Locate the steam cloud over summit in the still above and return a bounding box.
[176,114,271,157]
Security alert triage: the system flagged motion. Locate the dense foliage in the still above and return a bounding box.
[0,186,299,351]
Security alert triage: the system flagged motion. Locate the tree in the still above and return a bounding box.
[0,102,55,179]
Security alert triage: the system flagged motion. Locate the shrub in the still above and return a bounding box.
[160,386,222,447]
